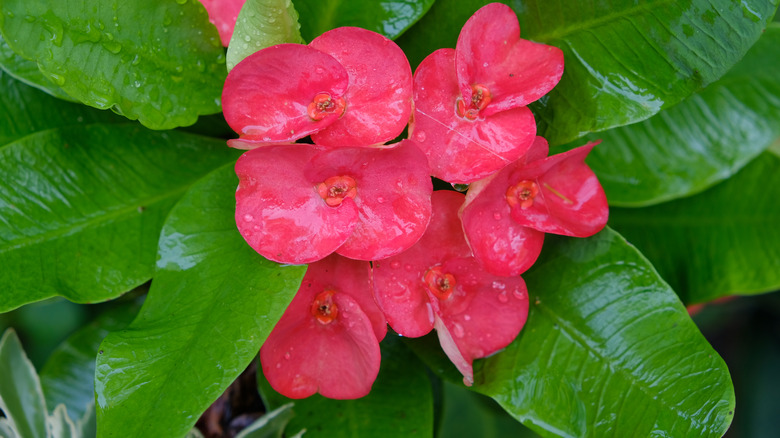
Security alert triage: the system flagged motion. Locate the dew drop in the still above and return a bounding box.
[482,62,489,67]
[493,212,502,220]
[404,264,413,271]
[377,196,385,203]
[275,362,281,369]
[492,281,505,290]
[513,289,525,299]
[415,131,426,142]
[244,35,251,42]
[497,291,509,303]
[133,80,141,88]
[244,214,254,222]
[463,314,471,321]
[284,352,291,360]
[452,323,465,338]
[390,261,401,269]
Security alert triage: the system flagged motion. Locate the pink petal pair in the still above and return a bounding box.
[222,27,413,148]
[373,191,529,385]
[461,137,609,277]
[261,254,387,399]
[234,141,432,264]
[409,3,564,183]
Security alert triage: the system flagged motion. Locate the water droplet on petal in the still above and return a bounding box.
[275,362,281,369]
[497,291,509,303]
[244,214,254,222]
[493,212,502,220]
[415,132,426,142]
[377,196,385,203]
[284,352,291,360]
[452,323,465,338]
[404,264,413,271]
[390,261,401,269]
[463,314,471,321]
[492,281,505,290]
[513,289,525,299]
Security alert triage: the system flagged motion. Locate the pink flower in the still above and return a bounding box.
[222,27,412,148]
[372,191,529,385]
[198,0,245,47]
[461,137,609,277]
[409,3,564,183]
[261,254,387,399]
[234,141,432,264]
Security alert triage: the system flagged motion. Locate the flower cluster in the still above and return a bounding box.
[221,3,608,399]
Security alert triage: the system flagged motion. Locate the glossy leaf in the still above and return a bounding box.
[226,0,304,72]
[473,228,734,437]
[95,165,307,438]
[609,151,780,304]
[0,329,47,438]
[294,0,435,42]
[234,403,293,438]
[0,70,121,147]
[0,125,237,313]
[439,381,541,438]
[398,0,778,145]
[0,0,226,129]
[39,302,140,423]
[258,335,433,438]
[569,24,780,206]
[0,34,74,101]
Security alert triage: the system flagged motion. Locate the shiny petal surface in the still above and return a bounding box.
[235,145,358,264]
[305,141,432,261]
[455,3,564,115]
[310,27,413,147]
[372,191,471,337]
[411,49,536,184]
[507,142,608,237]
[260,256,382,399]
[462,167,546,277]
[431,257,529,385]
[223,44,349,144]
[199,0,245,46]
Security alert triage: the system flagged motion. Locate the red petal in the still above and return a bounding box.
[303,141,432,261]
[235,145,358,264]
[223,44,349,144]
[461,170,545,277]
[507,142,609,237]
[198,0,244,46]
[411,49,536,184]
[310,27,413,147]
[372,191,471,337]
[261,257,382,399]
[431,257,529,385]
[455,3,564,115]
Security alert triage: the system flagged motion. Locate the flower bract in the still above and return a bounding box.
[260,254,386,399]
[409,2,564,183]
[461,137,609,276]
[234,141,432,264]
[373,191,529,385]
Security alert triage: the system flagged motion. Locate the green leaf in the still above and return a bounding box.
[0,70,122,146]
[95,165,306,438]
[258,335,434,438]
[0,34,74,102]
[0,0,226,129]
[474,228,734,437]
[608,151,780,304]
[39,302,140,423]
[0,419,16,438]
[234,403,293,438]
[294,0,435,42]
[397,0,778,145]
[438,381,541,438]
[0,124,238,312]
[46,404,78,438]
[0,329,47,438]
[226,0,304,72]
[568,23,780,206]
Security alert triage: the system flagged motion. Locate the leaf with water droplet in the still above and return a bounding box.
[226,0,305,72]
[0,0,226,129]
